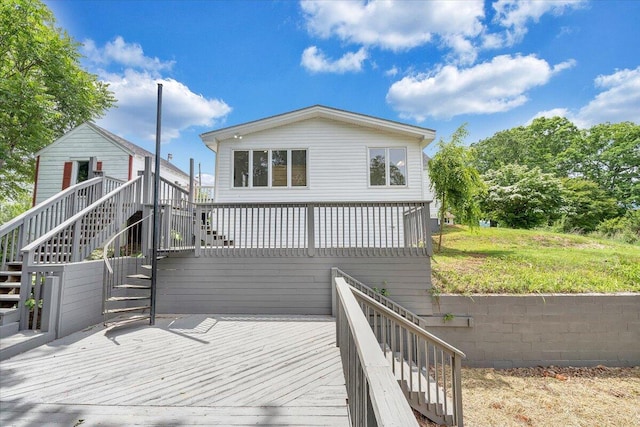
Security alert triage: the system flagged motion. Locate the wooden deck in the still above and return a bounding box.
[0,315,349,426]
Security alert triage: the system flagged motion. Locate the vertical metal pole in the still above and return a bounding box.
[150,83,163,325]
[189,158,195,204]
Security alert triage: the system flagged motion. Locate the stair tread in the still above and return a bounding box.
[114,284,151,289]
[127,274,151,280]
[107,296,150,301]
[381,345,453,419]
[0,295,20,301]
[105,305,151,314]
[0,271,22,276]
[104,314,150,327]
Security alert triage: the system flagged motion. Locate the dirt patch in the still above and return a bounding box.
[416,366,640,427]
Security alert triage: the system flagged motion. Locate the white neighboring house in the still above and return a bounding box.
[33,122,189,205]
[200,105,438,208]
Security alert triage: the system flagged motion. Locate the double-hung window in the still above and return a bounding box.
[369,148,407,186]
[233,149,307,188]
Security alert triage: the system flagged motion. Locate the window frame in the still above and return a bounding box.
[367,147,408,188]
[232,148,308,189]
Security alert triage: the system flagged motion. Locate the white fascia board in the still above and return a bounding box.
[200,105,436,150]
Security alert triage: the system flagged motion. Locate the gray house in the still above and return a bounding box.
[0,106,463,426]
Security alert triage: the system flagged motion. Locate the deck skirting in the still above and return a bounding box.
[156,254,433,316]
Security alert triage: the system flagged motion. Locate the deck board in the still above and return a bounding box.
[0,314,349,426]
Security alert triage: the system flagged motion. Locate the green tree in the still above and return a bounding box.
[0,0,114,202]
[481,164,563,229]
[471,116,580,176]
[428,124,483,251]
[0,192,31,225]
[566,122,640,210]
[559,178,619,233]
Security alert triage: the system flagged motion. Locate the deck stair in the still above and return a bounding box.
[201,225,234,247]
[334,268,465,426]
[104,270,152,324]
[0,262,23,339]
[382,344,455,425]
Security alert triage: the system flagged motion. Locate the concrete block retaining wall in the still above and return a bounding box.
[427,294,640,368]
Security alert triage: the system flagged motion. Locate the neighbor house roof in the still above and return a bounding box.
[200,105,436,151]
[37,122,189,179]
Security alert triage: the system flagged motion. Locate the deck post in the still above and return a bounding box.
[194,205,202,257]
[307,203,315,256]
[331,267,338,318]
[188,158,195,204]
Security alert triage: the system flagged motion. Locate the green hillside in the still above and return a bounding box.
[431,226,640,294]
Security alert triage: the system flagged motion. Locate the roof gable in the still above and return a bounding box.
[37,122,189,179]
[200,105,436,151]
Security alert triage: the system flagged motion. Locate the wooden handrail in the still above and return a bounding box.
[335,277,419,426]
[21,176,142,253]
[351,285,465,358]
[335,273,465,426]
[0,177,103,234]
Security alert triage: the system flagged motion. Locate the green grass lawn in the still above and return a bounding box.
[431,226,640,294]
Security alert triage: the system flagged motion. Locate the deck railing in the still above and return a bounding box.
[335,275,466,426]
[159,200,195,251]
[18,176,143,329]
[195,185,215,203]
[0,177,115,270]
[335,276,420,427]
[332,268,427,328]
[159,176,190,205]
[195,201,432,257]
[102,213,152,321]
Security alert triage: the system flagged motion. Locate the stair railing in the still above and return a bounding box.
[332,268,427,328]
[335,275,420,427]
[0,177,112,270]
[102,212,153,320]
[18,176,143,329]
[335,275,466,426]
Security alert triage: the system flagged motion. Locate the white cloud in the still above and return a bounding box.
[300,0,485,62]
[82,37,231,142]
[492,0,586,46]
[83,36,174,73]
[385,66,399,77]
[301,46,368,73]
[532,67,640,127]
[386,54,575,121]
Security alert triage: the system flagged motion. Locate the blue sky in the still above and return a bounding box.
[47,0,640,184]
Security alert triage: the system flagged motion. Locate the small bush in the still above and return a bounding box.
[594,210,640,244]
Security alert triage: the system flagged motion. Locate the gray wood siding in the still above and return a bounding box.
[156,254,433,316]
[36,126,130,204]
[215,118,426,203]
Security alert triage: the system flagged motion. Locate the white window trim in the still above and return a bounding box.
[232,149,308,189]
[367,147,408,188]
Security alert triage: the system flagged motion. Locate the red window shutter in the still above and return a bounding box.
[96,161,103,171]
[62,162,73,189]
